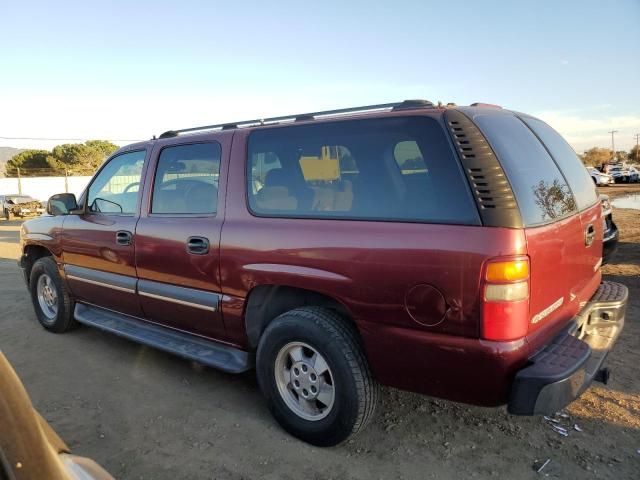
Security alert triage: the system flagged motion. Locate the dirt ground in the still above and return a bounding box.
[0,185,639,479]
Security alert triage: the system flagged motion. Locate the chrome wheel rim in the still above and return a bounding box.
[36,274,58,321]
[274,342,335,421]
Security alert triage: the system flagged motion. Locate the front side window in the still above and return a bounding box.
[247,117,479,225]
[151,143,221,214]
[87,150,146,214]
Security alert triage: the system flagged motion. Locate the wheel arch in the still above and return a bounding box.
[21,244,54,284]
[244,284,356,349]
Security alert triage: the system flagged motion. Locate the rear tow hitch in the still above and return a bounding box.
[594,367,610,385]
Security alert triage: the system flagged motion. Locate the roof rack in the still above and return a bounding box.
[158,99,434,139]
[470,102,502,109]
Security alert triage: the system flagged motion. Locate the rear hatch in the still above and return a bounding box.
[467,109,602,348]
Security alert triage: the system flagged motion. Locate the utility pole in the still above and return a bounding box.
[634,133,639,164]
[608,130,618,161]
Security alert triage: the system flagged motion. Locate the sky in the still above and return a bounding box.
[1,0,639,153]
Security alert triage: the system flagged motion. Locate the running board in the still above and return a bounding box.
[74,303,253,373]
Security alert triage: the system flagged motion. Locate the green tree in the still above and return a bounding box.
[4,150,51,176]
[47,140,118,174]
[580,147,613,167]
[4,140,118,177]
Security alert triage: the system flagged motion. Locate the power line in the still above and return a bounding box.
[0,136,145,142]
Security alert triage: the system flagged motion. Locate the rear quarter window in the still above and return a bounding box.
[472,113,577,226]
[518,115,598,211]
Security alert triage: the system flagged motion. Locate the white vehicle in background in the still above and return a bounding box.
[587,167,613,186]
[628,166,640,183]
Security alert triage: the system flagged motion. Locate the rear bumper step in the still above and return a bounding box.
[508,281,627,415]
[74,303,254,373]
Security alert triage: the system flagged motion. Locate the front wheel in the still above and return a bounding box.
[256,307,378,446]
[29,257,77,333]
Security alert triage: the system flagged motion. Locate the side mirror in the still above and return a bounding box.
[47,193,79,216]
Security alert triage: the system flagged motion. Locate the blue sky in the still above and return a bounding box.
[1,0,639,152]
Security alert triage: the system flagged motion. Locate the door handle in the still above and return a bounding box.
[585,224,596,247]
[187,236,210,255]
[116,230,133,246]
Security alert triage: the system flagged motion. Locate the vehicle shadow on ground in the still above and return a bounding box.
[604,242,640,269]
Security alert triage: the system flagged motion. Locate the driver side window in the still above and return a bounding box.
[87,150,146,214]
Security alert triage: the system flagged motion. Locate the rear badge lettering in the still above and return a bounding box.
[531,297,564,324]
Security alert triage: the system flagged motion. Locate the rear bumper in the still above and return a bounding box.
[508,281,627,415]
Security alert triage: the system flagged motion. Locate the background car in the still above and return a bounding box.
[601,194,618,265]
[608,165,634,183]
[588,167,613,186]
[1,194,45,220]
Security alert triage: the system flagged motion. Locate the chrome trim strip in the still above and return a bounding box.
[66,274,136,294]
[138,290,217,312]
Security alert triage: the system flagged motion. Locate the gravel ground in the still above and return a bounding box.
[0,184,639,479]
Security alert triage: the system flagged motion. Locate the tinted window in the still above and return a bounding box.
[473,113,577,226]
[519,116,598,211]
[152,143,221,214]
[247,117,479,225]
[87,150,145,214]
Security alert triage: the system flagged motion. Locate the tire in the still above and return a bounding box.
[29,257,77,333]
[256,307,378,446]
[4,209,12,221]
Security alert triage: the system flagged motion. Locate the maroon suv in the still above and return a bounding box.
[18,100,628,446]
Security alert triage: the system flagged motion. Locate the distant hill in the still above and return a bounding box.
[0,147,25,177]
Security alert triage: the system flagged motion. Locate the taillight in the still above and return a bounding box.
[481,256,530,341]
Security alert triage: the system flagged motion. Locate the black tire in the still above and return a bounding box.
[29,257,77,333]
[4,209,12,221]
[256,307,378,446]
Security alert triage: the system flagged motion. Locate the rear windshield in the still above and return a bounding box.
[519,115,598,211]
[472,113,577,226]
[247,116,480,225]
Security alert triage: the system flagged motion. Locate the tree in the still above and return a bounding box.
[4,150,51,176]
[47,140,118,175]
[580,147,613,167]
[628,145,640,165]
[4,140,118,177]
[614,150,628,163]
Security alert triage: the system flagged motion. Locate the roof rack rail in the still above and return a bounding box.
[158,100,434,138]
[470,102,502,109]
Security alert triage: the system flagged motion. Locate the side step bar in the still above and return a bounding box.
[74,303,253,373]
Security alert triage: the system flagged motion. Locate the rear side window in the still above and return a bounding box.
[151,143,221,214]
[519,116,597,211]
[473,114,577,226]
[247,117,479,225]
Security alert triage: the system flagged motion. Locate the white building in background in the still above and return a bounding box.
[0,176,92,201]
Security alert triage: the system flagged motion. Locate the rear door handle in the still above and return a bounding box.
[116,230,133,246]
[187,236,210,255]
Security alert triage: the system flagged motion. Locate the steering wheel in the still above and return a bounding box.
[123,182,140,194]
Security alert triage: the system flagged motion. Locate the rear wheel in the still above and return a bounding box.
[29,257,77,333]
[256,307,378,446]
